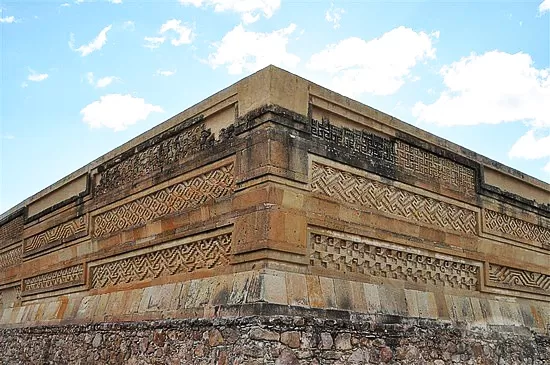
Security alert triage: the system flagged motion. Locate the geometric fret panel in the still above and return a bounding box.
[488,264,550,296]
[90,232,232,288]
[310,232,480,290]
[24,216,87,255]
[311,162,477,235]
[0,245,22,269]
[484,209,550,249]
[395,141,476,198]
[22,264,85,296]
[0,215,23,249]
[93,164,235,237]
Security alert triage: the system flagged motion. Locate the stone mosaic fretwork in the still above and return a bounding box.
[90,232,232,288]
[0,245,22,269]
[488,264,550,296]
[0,215,23,249]
[310,118,477,199]
[22,264,85,295]
[93,164,235,237]
[484,210,550,249]
[94,120,235,197]
[310,232,479,290]
[311,162,477,234]
[395,141,476,198]
[24,216,87,255]
[311,118,395,165]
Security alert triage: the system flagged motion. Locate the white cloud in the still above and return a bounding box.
[325,3,345,29]
[159,19,194,46]
[69,25,112,56]
[208,23,299,74]
[27,69,49,82]
[80,94,163,131]
[543,161,550,173]
[156,69,176,76]
[509,130,550,159]
[60,3,71,7]
[109,0,123,3]
[0,134,15,140]
[21,82,28,88]
[123,20,135,31]
[540,0,550,14]
[307,26,438,96]
[86,72,118,88]
[180,0,280,24]
[0,15,15,23]
[144,36,165,49]
[412,51,550,127]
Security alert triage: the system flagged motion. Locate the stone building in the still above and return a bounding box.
[0,66,548,364]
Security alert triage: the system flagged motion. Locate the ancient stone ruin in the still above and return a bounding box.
[0,66,548,364]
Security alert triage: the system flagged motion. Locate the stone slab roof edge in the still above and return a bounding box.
[1,64,548,220]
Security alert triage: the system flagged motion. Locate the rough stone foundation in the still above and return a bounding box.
[1,312,548,365]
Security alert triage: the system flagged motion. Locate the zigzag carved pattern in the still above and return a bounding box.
[24,216,87,254]
[0,245,22,269]
[311,232,479,290]
[23,264,84,294]
[311,163,477,234]
[484,210,550,248]
[489,264,550,295]
[93,164,234,237]
[90,233,232,288]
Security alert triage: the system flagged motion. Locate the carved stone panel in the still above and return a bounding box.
[94,119,235,198]
[310,231,479,290]
[488,264,550,296]
[0,215,23,249]
[24,216,88,255]
[395,141,476,198]
[311,162,477,235]
[0,245,22,269]
[22,264,85,296]
[483,209,550,249]
[93,164,235,237]
[90,232,232,288]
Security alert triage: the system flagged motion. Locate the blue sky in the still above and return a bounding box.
[1,0,549,213]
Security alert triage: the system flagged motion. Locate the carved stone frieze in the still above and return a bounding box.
[24,216,87,255]
[0,245,22,269]
[22,264,85,295]
[395,141,476,198]
[0,215,24,249]
[93,164,235,237]
[310,231,479,290]
[311,162,477,234]
[484,209,550,249]
[94,120,235,198]
[90,232,232,288]
[488,264,550,296]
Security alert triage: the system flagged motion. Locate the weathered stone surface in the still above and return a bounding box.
[1,315,546,364]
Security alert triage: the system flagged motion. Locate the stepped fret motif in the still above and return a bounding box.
[23,264,84,295]
[90,233,232,288]
[311,162,477,234]
[310,232,479,290]
[0,245,22,269]
[94,120,235,197]
[484,210,550,248]
[488,264,550,295]
[395,141,476,197]
[311,118,395,164]
[24,216,87,254]
[93,164,235,237]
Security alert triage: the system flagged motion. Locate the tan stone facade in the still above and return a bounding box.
[0,66,548,337]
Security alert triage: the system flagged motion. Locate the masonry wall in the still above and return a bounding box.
[0,66,548,363]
